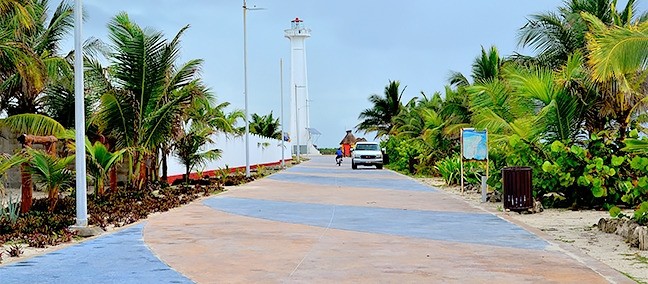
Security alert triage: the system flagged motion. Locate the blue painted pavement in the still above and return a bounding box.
[283,165,402,177]
[0,224,192,284]
[203,197,548,250]
[268,171,437,192]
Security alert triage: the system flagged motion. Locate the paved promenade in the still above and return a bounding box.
[0,156,633,283]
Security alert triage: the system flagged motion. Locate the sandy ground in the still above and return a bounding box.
[419,177,648,283]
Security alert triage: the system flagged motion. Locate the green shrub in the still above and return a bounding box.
[318,148,337,155]
[435,155,461,185]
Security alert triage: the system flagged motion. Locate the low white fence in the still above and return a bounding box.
[166,132,287,180]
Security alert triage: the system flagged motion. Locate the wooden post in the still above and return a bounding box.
[485,128,489,184]
[460,129,464,193]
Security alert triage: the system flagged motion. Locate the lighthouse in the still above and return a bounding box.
[285,17,319,156]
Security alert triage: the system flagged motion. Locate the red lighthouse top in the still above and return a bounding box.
[291,17,302,23]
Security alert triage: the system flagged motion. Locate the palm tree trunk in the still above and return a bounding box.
[109,167,117,192]
[185,164,190,185]
[151,150,159,181]
[162,149,168,182]
[48,186,59,212]
[97,177,105,196]
[619,110,631,143]
[20,163,32,213]
[104,138,118,192]
[138,153,147,189]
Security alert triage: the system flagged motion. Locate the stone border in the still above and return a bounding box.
[598,218,648,250]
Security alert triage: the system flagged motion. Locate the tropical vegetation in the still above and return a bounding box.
[0,0,254,249]
[357,0,648,221]
[249,111,281,140]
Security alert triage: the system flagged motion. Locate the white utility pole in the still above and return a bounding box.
[280,59,285,168]
[242,0,250,177]
[73,0,87,227]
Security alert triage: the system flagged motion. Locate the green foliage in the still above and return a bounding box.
[26,149,75,212]
[356,80,405,138]
[0,194,20,225]
[609,206,622,218]
[173,122,221,183]
[249,112,281,139]
[634,202,648,225]
[2,113,66,136]
[540,133,626,207]
[434,155,461,185]
[318,148,337,155]
[383,137,423,174]
[85,140,126,195]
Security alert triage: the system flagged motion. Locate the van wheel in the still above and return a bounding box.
[352,161,357,170]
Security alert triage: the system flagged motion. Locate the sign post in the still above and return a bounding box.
[460,128,489,193]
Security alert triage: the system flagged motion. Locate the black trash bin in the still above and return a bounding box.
[502,167,532,211]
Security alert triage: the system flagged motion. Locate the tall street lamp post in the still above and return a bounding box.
[242,0,250,177]
[73,0,87,227]
[280,59,285,168]
[242,0,263,177]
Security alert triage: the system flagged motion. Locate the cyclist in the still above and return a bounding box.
[335,148,343,165]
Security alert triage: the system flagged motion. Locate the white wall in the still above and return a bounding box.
[166,132,287,178]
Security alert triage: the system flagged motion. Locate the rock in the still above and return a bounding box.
[598,218,607,231]
[614,218,628,237]
[532,201,544,213]
[616,219,638,240]
[599,218,621,234]
[69,225,103,237]
[638,226,648,251]
[626,222,640,246]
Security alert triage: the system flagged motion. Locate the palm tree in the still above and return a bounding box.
[515,0,641,69]
[0,0,74,115]
[585,12,648,82]
[583,11,648,139]
[89,13,205,187]
[449,46,504,87]
[356,80,405,138]
[160,90,242,181]
[173,122,221,184]
[26,149,74,212]
[250,111,281,139]
[1,112,65,213]
[467,63,584,144]
[507,65,584,142]
[85,139,126,196]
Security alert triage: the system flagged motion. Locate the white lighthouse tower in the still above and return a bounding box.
[285,17,319,156]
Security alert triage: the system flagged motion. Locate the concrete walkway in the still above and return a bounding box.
[0,156,633,283]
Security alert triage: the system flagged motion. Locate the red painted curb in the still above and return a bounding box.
[166,159,293,184]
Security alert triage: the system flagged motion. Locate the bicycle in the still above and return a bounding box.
[336,156,343,166]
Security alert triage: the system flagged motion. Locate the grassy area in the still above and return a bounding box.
[318,148,337,155]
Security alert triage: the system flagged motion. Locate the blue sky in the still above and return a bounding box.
[62,0,648,148]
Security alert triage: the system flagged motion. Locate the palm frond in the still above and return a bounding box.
[2,113,65,136]
[584,12,648,81]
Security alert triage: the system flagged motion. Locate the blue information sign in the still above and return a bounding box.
[462,129,488,161]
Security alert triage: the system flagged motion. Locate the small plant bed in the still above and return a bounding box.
[87,182,222,229]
